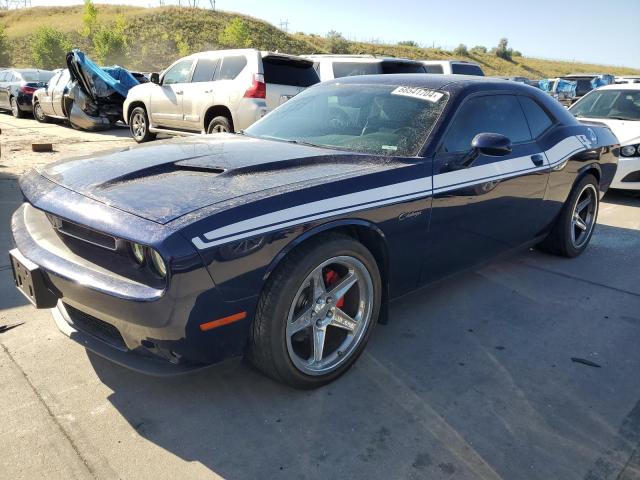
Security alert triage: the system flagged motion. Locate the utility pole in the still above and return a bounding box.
[279,19,289,32]
[209,0,216,10]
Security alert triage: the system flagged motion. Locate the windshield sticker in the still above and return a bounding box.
[391,86,444,103]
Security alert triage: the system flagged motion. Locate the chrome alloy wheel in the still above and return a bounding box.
[131,111,147,140]
[571,183,598,248]
[34,101,45,121]
[10,97,19,117]
[286,256,374,376]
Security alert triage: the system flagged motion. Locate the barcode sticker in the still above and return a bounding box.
[391,86,444,103]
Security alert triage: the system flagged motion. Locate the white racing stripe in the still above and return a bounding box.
[192,136,586,249]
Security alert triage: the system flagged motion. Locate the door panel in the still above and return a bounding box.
[51,70,70,117]
[181,57,219,130]
[150,59,193,128]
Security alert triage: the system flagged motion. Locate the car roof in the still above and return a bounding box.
[327,73,523,90]
[304,54,422,64]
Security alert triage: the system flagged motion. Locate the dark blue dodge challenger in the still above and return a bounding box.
[10,75,619,388]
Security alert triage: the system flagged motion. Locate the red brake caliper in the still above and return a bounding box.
[324,270,345,308]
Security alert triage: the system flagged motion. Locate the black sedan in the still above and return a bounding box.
[0,68,54,118]
[9,75,619,388]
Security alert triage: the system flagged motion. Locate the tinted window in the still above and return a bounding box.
[519,96,553,137]
[163,60,193,85]
[263,58,319,87]
[423,64,444,74]
[332,62,382,78]
[443,95,531,153]
[570,89,640,121]
[191,58,218,83]
[380,62,425,74]
[451,64,484,76]
[218,56,247,80]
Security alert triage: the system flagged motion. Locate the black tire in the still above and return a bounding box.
[10,96,24,118]
[539,174,599,257]
[206,115,232,134]
[129,106,156,143]
[248,233,382,389]
[33,100,49,123]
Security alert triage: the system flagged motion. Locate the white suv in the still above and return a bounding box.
[421,60,484,76]
[124,49,319,142]
[304,54,426,82]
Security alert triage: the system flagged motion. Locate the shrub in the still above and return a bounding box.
[81,0,98,38]
[31,27,72,70]
[218,18,251,48]
[326,30,349,54]
[0,24,10,66]
[453,43,468,56]
[470,45,487,54]
[93,16,128,65]
[495,37,512,60]
[398,40,418,47]
[512,50,522,57]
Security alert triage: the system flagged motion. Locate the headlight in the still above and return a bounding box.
[149,249,167,278]
[131,242,145,264]
[621,144,639,157]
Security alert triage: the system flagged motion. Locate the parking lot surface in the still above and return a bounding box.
[1,114,639,480]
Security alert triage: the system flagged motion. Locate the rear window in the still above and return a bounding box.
[380,62,425,74]
[332,62,382,78]
[20,71,54,82]
[451,64,484,76]
[218,56,247,80]
[263,57,319,87]
[423,64,444,74]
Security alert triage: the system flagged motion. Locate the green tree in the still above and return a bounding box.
[326,30,349,54]
[453,43,468,56]
[218,18,251,48]
[398,40,418,47]
[81,0,98,39]
[0,24,10,66]
[31,27,72,70]
[470,45,487,54]
[494,37,512,60]
[92,15,128,65]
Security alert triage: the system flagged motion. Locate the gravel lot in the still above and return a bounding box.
[1,114,639,480]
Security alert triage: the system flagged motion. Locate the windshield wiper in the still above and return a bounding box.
[606,115,636,121]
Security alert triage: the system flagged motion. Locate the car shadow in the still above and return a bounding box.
[88,222,640,480]
[603,189,640,207]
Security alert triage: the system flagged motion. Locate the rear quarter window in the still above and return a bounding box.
[423,64,444,74]
[218,56,248,80]
[263,57,320,87]
[451,64,484,76]
[518,96,554,138]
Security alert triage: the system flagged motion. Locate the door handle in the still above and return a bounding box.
[175,90,183,95]
[531,154,544,166]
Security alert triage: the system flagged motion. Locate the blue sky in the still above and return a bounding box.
[30,0,640,68]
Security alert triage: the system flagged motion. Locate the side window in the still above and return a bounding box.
[47,72,61,91]
[217,56,247,80]
[191,58,219,83]
[0,72,8,81]
[519,96,554,138]
[442,95,532,153]
[162,60,193,85]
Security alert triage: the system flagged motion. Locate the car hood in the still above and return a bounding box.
[578,117,640,145]
[38,134,383,224]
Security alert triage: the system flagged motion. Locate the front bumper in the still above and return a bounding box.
[11,201,255,374]
[611,156,640,190]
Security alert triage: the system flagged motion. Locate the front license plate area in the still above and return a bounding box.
[9,249,58,309]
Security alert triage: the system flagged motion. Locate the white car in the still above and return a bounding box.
[569,84,640,190]
[421,60,484,76]
[303,54,426,82]
[123,49,319,142]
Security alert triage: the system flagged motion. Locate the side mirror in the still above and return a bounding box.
[471,132,512,157]
[150,72,160,84]
[455,133,512,169]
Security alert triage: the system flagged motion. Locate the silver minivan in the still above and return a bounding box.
[124,49,320,142]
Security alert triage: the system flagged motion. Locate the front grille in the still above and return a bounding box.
[46,214,117,250]
[63,303,126,351]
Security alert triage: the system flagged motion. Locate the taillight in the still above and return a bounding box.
[244,73,266,99]
[20,85,37,94]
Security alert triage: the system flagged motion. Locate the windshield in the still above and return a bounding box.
[570,89,640,121]
[245,84,449,156]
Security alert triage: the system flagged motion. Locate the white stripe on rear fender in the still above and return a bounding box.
[192,135,586,249]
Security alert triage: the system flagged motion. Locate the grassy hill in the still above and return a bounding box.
[1,4,638,77]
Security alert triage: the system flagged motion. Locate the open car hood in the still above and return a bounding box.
[66,49,139,102]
